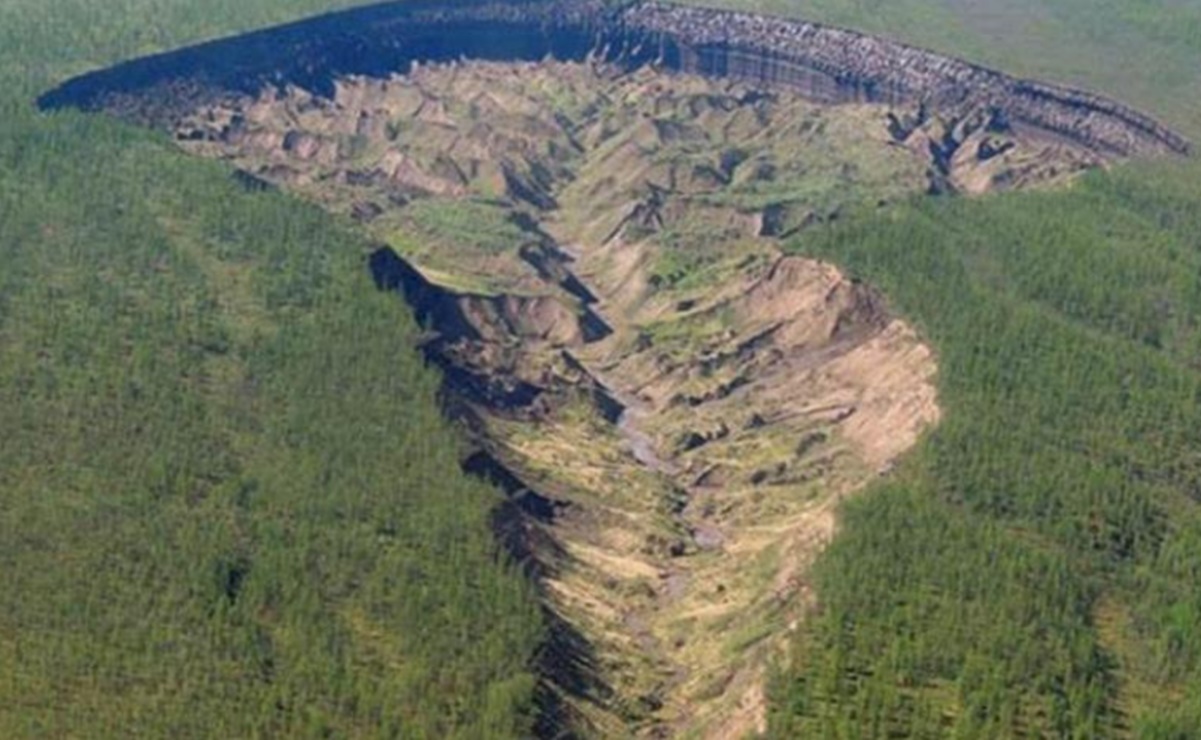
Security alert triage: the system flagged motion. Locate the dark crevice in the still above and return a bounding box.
[216,555,251,605]
[369,245,482,342]
[466,450,569,526]
[532,608,612,740]
[370,249,609,738]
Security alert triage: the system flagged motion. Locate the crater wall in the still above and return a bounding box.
[40,0,1189,158]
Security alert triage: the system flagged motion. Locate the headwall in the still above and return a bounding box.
[40,0,1189,158]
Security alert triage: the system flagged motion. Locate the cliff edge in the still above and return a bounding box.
[40,0,1189,159]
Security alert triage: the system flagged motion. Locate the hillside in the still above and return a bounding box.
[157,56,950,735]
[769,160,1201,738]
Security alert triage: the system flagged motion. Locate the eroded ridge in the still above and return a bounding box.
[35,4,1186,736]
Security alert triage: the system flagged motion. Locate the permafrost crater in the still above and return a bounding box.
[41,1,1189,737]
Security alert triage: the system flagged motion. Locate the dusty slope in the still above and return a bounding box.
[159,58,1123,736]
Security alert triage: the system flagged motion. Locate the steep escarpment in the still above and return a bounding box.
[615,2,1190,157]
[40,0,1189,159]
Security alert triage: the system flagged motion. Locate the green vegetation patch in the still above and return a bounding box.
[405,198,538,256]
[770,161,1201,737]
[0,1,543,737]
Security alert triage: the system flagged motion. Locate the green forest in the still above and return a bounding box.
[1,0,542,736]
[6,0,1201,738]
[769,162,1201,738]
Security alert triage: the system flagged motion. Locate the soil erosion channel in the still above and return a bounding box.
[40,1,1190,736]
[181,62,1060,736]
[348,67,943,738]
[83,45,1128,740]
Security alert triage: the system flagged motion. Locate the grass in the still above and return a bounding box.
[405,198,536,256]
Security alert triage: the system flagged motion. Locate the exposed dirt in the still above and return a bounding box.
[160,57,1114,738]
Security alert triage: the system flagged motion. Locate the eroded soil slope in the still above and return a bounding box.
[168,59,1110,736]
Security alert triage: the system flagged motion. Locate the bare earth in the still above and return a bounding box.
[169,57,1109,736]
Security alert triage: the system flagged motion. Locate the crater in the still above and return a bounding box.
[39,2,1188,737]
